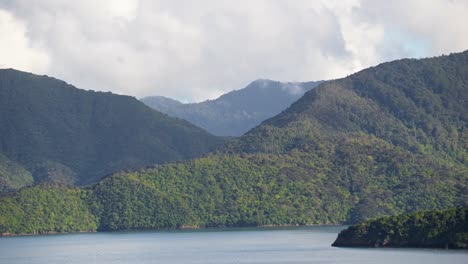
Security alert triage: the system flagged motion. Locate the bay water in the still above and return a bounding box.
[0,226,466,264]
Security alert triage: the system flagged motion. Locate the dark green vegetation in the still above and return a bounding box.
[332,208,468,249]
[141,80,321,136]
[0,69,225,193]
[0,51,467,235]
[0,183,97,235]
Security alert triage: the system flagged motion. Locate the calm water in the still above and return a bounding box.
[0,226,466,264]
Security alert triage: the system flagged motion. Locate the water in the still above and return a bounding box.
[0,226,466,264]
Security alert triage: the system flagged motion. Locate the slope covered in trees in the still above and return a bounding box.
[0,69,225,193]
[141,80,321,136]
[0,51,467,235]
[332,208,468,249]
[0,183,97,235]
[233,52,467,159]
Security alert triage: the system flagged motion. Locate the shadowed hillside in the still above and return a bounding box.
[0,69,225,193]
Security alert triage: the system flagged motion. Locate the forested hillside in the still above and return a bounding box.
[0,69,225,193]
[0,183,96,235]
[0,51,467,235]
[332,208,468,249]
[141,80,321,136]
[234,52,467,160]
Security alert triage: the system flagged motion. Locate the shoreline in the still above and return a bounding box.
[0,230,97,237]
[0,224,343,237]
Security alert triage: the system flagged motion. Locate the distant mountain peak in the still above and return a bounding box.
[246,79,313,95]
[141,79,323,136]
[249,79,276,86]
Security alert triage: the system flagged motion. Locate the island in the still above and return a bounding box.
[332,208,468,249]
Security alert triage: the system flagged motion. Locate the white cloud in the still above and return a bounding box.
[0,0,467,102]
[356,0,468,56]
[0,9,49,73]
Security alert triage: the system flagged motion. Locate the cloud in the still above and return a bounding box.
[1,0,467,102]
[356,0,468,56]
[0,9,49,72]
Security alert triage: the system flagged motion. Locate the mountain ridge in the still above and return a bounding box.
[0,69,225,193]
[0,51,467,234]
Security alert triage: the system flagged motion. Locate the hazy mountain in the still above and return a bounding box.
[141,80,322,136]
[0,69,225,193]
[1,51,467,235]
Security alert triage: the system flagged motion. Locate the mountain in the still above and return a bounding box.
[332,208,468,249]
[0,69,225,193]
[1,51,467,235]
[140,80,322,136]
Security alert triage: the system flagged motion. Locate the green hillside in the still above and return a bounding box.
[234,52,467,159]
[84,133,464,231]
[0,51,467,235]
[0,69,225,193]
[332,208,468,249]
[0,183,97,235]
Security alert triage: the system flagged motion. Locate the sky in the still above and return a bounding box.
[1,0,467,102]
